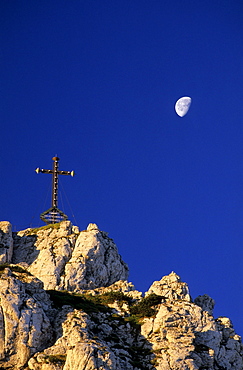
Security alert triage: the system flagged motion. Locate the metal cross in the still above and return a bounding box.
[35,156,75,224]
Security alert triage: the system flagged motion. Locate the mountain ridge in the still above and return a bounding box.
[0,220,242,370]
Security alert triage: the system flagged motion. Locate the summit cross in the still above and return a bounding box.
[35,156,75,224]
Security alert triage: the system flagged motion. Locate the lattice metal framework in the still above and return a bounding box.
[35,156,75,224]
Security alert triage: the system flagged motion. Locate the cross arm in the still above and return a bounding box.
[35,168,75,176]
[58,170,75,177]
[35,168,53,174]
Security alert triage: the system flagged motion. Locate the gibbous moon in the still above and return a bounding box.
[175,96,192,117]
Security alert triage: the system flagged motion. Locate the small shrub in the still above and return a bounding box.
[130,293,164,318]
[45,354,66,364]
[99,291,132,307]
[124,315,142,329]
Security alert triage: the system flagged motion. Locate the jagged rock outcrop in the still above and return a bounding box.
[145,271,191,302]
[194,294,215,315]
[60,223,129,291]
[12,221,77,290]
[0,221,13,263]
[0,266,54,369]
[78,279,143,300]
[28,307,139,370]
[25,272,243,370]
[142,273,243,370]
[0,221,241,370]
[12,222,128,291]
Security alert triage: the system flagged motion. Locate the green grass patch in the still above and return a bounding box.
[47,291,164,335]
[47,290,113,314]
[44,354,66,364]
[47,290,133,315]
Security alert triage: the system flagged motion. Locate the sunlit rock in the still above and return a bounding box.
[0,221,13,263]
[0,221,241,369]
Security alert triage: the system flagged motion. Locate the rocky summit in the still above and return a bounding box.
[0,221,242,370]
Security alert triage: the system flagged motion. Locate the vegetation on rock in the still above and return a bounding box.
[47,290,114,314]
[130,293,165,318]
[0,263,32,276]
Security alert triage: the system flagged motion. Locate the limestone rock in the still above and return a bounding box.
[141,298,218,369]
[0,267,54,369]
[27,307,149,370]
[60,223,129,291]
[0,221,13,263]
[140,273,243,370]
[13,222,128,292]
[75,280,142,316]
[145,271,191,302]
[26,271,243,370]
[13,221,77,290]
[0,221,242,370]
[194,294,215,315]
[78,279,142,300]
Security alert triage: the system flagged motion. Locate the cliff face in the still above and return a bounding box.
[0,221,242,370]
[12,222,128,291]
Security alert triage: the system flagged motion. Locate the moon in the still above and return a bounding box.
[175,96,192,117]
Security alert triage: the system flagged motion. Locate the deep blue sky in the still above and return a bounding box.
[1,1,243,335]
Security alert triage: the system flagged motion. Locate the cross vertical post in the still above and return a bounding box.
[35,156,75,224]
[52,156,59,209]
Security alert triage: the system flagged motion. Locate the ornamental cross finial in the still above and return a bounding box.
[35,156,75,224]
